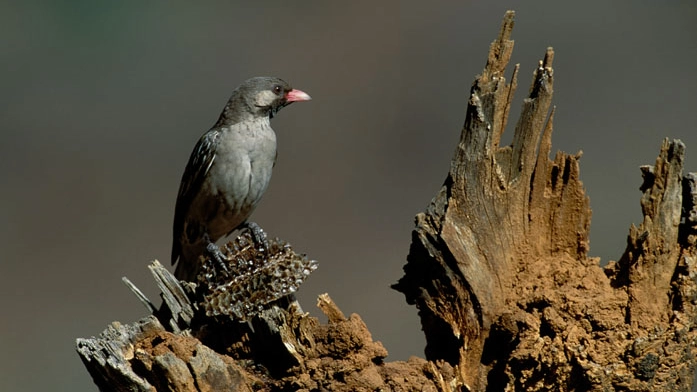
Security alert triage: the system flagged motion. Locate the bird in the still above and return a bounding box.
[171,76,311,281]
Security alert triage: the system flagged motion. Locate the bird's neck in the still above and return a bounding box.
[215,114,271,133]
[214,105,271,128]
[214,108,268,127]
[214,95,270,127]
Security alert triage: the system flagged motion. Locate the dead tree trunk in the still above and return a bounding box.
[393,11,697,391]
[77,11,697,392]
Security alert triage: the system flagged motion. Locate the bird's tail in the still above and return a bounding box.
[173,245,206,282]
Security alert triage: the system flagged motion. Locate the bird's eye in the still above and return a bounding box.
[273,85,282,95]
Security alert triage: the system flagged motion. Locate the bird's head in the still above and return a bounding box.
[218,77,311,125]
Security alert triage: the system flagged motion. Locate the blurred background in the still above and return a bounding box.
[1,1,696,391]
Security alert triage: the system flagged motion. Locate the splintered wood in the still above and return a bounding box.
[394,10,697,392]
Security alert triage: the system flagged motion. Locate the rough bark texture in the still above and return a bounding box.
[393,11,697,392]
[77,11,697,392]
[78,245,444,392]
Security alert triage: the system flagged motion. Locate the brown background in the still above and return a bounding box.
[1,2,696,391]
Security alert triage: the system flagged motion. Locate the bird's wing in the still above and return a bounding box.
[171,129,220,265]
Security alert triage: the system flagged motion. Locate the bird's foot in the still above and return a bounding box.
[243,221,270,255]
[206,241,231,279]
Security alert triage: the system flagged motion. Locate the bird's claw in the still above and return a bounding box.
[244,221,270,255]
[206,242,231,278]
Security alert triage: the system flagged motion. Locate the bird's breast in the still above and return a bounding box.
[203,121,277,234]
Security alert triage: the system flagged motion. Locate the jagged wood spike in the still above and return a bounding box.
[122,276,157,314]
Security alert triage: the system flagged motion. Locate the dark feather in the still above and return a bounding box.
[171,130,220,265]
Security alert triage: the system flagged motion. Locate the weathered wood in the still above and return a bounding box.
[317,293,347,323]
[393,10,697,392]
[77,317,162,391]
[77,233,439,391]
[611,140,685,329]
[77,11,697,391]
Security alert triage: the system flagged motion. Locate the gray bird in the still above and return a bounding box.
[172,76,311,281]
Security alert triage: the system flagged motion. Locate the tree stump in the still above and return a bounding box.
[77,11,697,392]
[393,11,697,391]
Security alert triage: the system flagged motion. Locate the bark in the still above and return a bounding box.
[77,11,697,392]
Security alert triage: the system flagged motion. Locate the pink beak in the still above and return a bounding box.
[285,89,312,102]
